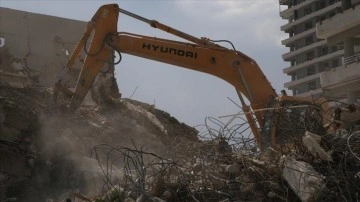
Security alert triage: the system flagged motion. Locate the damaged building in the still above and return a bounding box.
[0,7,119,104]
[279,0,360,102]
[0,7,86,87]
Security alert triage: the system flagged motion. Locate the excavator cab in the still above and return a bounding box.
[261,96,329,151]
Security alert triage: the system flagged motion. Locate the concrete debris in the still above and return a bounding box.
[302,131,332,161]
[123,101,168,135]
[0,71,32,88]
[282,156,324,202]
[0,81,360,202]
[0,83,360,201]
[2,5,360,202]
[0,81,201,201]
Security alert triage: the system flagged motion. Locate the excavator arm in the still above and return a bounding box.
[54,4,277,146]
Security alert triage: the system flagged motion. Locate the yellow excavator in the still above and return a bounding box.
[53,4,331,150]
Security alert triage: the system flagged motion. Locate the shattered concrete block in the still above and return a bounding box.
[304,131,321,142]
[302,131,332,161]
[124,101,167,135]
[282,156,324,202]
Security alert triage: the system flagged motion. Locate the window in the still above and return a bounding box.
[307,66,315,75]
[304,7,312,15]
[329,0,336,5]
[305,36,313,45]
[289,30,294,37]
[305,21,313,30]
[331,46,338,52]
[332,59,339,68]
[319,1,326,9]
[290,45,296,51]
[316,14,327,22]
[292,73,298,81]
[294,10,298,20]
[321,62,329,71]
[306,51,314,61]
[293,0,298,6]
[293,88,298,95]
[308,81,317,90]
[322,47,328,55]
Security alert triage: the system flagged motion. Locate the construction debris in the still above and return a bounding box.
[0,82,359,202]
[282,156,324,201]
[302,131,332,162]
[1,5,360,202]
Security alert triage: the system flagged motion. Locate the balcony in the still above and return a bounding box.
[316,4,360,45]
[320,61,360,97]
[283,49,344,74]
[281,1,341,32]
[284,72,320,88]
[279,0,289,5]
[343,53,360,65]
[296,88,323,97]
[282,40,326,60]
[280,0,319,19]
[282,27,316,46]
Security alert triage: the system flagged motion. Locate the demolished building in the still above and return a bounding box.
[0,7,86,87]
[0,7,119,105]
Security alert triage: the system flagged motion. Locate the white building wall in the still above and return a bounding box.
[0,7,86,87]
[0,7,120,105]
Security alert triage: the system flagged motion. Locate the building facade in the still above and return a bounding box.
[279,0,345,97]
[317,0,360,104]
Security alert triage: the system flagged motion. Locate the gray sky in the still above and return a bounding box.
[1,0,290,126]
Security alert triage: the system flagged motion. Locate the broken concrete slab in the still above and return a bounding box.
[282,156,324,202]
[302,131,332,161]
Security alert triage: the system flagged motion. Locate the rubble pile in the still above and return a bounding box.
[85,114,360,202]
[0,82,360,201]
[0,81,202,201]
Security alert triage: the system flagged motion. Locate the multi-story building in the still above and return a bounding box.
[279,0,344,97]
[317,0,360,104]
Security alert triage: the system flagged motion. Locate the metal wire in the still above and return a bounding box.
[65,97,360,201]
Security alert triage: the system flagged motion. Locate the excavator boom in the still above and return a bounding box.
[55,4,323,149]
